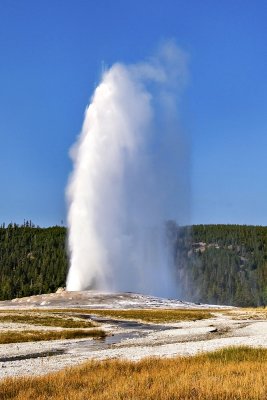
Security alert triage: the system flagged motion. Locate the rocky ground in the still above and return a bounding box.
[0,291,266,379]
[0,290,226,309]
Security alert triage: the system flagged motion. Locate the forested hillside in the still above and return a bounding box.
[172,223,267,307]
[0,223,267,306]
[0,223,67,300]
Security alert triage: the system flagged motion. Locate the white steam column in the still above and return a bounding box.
[66,42,190,297]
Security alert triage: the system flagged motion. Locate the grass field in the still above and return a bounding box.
[1,346,267,399]
[223,308,267,320]
[0,308,215,323]
[0,312,96,328]
[0,307,266,346]
[0,328,105,344]
[0,310,105,343]
[55,308,214,323]
[88,308,214,322]
[0,308,215,345]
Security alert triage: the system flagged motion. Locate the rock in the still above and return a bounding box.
[56,287,66,294]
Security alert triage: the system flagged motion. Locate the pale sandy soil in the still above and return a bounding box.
[0,291,266,379]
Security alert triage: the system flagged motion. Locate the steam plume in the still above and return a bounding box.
[66,42,190,297]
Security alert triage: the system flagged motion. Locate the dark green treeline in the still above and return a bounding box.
[172,223,267,307]
[0,223,67,300]
[0,222,267,306]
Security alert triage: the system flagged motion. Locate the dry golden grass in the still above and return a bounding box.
[66,308,214,323]
[0,308,215,323]
[0,328,106,344]
[223,308,267,320]
[0,310,105,343]
[1,346,267,399]
[0,312,96,328]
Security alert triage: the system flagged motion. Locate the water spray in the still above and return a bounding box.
[66,42,190,297]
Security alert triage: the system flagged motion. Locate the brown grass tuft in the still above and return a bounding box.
[0,328,105,344]
[0,312,96,328]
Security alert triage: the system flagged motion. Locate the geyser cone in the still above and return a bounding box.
[66,42,190,297]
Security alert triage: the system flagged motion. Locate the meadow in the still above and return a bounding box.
[0,329,105,344]
[75,308,214,323]
[1,346,267,400]
[0,310,105,343]
[1,307,266,344]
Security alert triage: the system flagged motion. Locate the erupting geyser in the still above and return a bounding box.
[66,42,190,297]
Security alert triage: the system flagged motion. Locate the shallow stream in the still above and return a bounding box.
[65,314,177,353]
[0,316,178,364]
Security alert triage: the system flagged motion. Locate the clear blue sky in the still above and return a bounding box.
[0,0,267,226]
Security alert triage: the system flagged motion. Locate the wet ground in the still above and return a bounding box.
[0,292,266,379]
[65,314,180,353]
